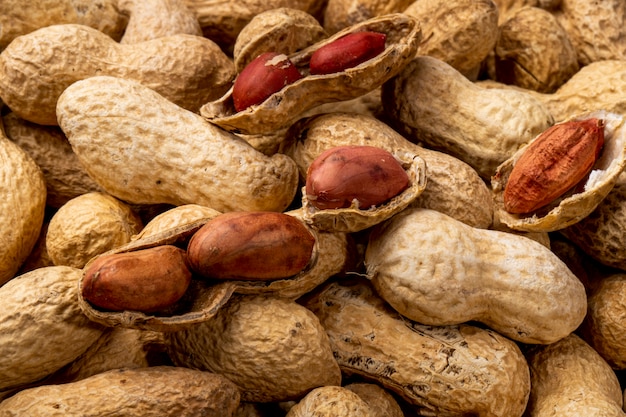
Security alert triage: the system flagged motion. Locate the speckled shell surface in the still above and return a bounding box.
[285,386,373,417]
[233,8,327,72]
[0,24,235,125]
[365,208,587,344]
[301,278,530,417]
[322,0,414,34]
[344,383,404,417]
[492,110,626,233]
[0,266,104,392]
[200,13,421,135]
[165,294,342,403]
[382,55,554,179]
[300,148,426,233]
[284,112,494,229]
[78,211,347,332]
[0,117,46,285]
[403,0,499,77]
[57,76,299,213]
[524,334,625,416]
[0,366,241,417]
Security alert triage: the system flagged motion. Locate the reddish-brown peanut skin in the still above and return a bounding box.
[82,245,192,313]
[232,52,303,112]
[504,118,604,214]
[309,31,387,75]
[186,211,316,280]
[306,145,410,210]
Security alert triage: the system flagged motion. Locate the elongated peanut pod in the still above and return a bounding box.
[57,76,299,213]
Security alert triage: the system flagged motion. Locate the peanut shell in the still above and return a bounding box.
[0,24,235,125]
[200,13,421,135]
[0,115,46,285]
[57,75,299,213]
[492,110,626,232]
[132,204,221,241]
[78,209,347,331]
[322,0,414,34]
[165,294,342,403]
[343,383,404,417]
[0,366,241,417]
[285,386,373,417]
[301,278,531,416]
[0,266,104,392]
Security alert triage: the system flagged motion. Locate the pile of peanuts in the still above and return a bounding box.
[2,0,626,415]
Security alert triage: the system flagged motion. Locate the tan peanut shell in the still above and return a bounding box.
[46,192,144,269]
[284,112,494,229]
[494,6,579,93]
[492,110,626,233]
[165,294,342,403]
[78,209,348,331]
[383,55,554,179]
[365,208,587,344]
[302,278,531,416]
[322,0,414,34]
[300,147,426,233]
[233,8,327,73]
[57,75,299,213]
[0,0,128,50]
[0,116,46,285]
[403,0,499,79]
[524,334,625,416]
[0,266,104,392]
[200,13,421,135]
[554,0,626,66]
[0,24,235,125]
[343,383,404,417]
[183,0,325,53]
[118,0,202,44]
[0,366,241,417]
[285,386,373,417]
[132,204,221,241]
[2,112,103,208]
[493,0,562,24]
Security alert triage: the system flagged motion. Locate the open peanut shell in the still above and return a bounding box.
[300,150,427,232]
[491,110,626,232]
[77,211,348,332]
[199,13,421,135]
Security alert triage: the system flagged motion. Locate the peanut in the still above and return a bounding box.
[343,383,404,417]
[232,52,303,112]
[0,24,235,125]
[285,386,373,417]
[322,0,414,34]
[0,366,241,417]
[504,118,604,214]
[365,208,587,344]
[56,75,299,213]
[309,31,386,75]
[82,245,192,313]
[186,211,316,280]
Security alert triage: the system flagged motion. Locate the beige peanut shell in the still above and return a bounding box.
[78,209,347,331]
[284,112,494,229]
[2,112,103,208]
[57,75,299,213]
[132,204,221,241]
[322,0,414,34]
[344,383,404,417]
[0,24,235,125]
[492,110,626,233]
[165,294,342,403]
[302,278,531,416]
[403,0,499,79]
[0,366,241,417]
[285,386,373,417]
[46,192,144,269]
[233,8,327,73]
[0,116,46,286]
[365,207,587,344]
[382,55,554,179]
[0,0,128,50]
[200,13,421,135]
[0,266,104,392]
[118,0,202,44]
[524,334,625,416]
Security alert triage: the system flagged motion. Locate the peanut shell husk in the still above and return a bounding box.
[491,110,626,232]
[200,13,421,135]
[78,212,348,332]
[300,150,427,233]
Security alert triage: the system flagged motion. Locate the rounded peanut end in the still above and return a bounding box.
[305,145,410,210]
